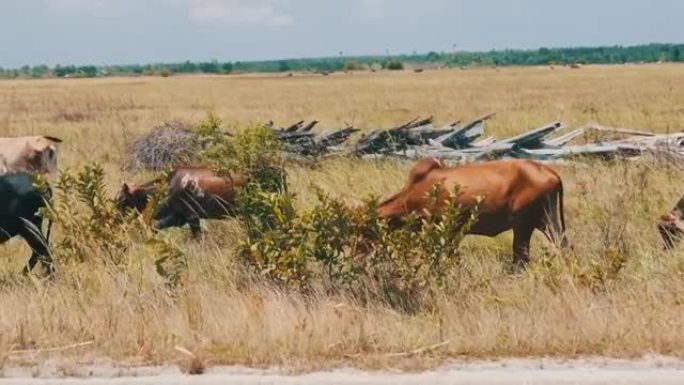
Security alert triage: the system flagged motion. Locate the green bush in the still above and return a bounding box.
[147,238,188,289]
[40,164,140,266]
[238,184,480,310]
[384,59,404,70]
[343,60,361,71]
[192,114,287,194]
[39,164,188,287]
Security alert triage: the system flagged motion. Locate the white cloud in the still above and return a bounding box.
[188,0,294,27]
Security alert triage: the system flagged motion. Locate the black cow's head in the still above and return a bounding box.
[115,183,151,214]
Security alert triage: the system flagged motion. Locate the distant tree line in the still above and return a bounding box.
[1,43,682,79]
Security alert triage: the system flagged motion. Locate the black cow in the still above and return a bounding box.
[0,172,54,274]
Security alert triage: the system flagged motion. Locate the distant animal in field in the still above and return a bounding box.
[116,166,248,238]
[0,135,62,176]
[657,195,684,249]
[373,158,570,270]
[0,172,54,274]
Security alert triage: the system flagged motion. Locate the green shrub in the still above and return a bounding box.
[238,183,480,310]
[147,238,188,289]
[192,114,287,193]
[40,164,140,266]
[383,59,404,70]
[343,60,361,71]
[238,188,309,289]
[39,163,188,287]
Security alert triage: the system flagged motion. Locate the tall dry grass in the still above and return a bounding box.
[2,65,684,371]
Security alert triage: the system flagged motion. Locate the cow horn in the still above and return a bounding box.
[43,136,63,143]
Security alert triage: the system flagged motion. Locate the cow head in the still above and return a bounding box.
[180,174,205,197]
[657,213,684,250]
[115,183,151,214]
[26,136,61,176]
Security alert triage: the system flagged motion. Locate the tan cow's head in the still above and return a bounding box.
[26,136,61,176]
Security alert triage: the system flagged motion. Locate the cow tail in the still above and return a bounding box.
[43,185,54,248]
[558,179,567,244]
[45,216,53,244]
[44,185,56,274]
[558,179,572,248]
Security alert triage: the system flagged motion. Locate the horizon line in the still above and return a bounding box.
[4,42,683,70]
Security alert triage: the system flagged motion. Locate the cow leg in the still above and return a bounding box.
[155,213,186,231]
[512,223,534,272]
[19,227,54,275]
[188,216,202,239]
[538,192,570,250]
[23,251,39,274]
[659,223,678,250]
[155,212,202,239]
[23,250,54,275]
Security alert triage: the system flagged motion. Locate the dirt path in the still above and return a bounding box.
[2,357,684,385]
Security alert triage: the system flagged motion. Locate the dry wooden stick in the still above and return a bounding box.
[386,340,451,357]
[8,340,94,355]
[174,345,197,357]
[587,123,656,137]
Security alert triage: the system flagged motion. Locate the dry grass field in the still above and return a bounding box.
[2,64,684,372]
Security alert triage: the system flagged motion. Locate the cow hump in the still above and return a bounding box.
[408,158,443,185]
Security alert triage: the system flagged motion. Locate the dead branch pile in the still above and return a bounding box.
[345,116,684,163]
[266,120,360,156]
[125,120,200,171]
[355,114,492,155]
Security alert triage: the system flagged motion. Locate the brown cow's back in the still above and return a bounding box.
[125,165,219,195]
[172,171,246,205]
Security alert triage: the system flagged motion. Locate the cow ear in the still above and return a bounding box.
[122,183,131,195]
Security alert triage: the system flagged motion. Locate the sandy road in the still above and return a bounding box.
[2,357,684,385]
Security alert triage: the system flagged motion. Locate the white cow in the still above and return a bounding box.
[0,135,62,176]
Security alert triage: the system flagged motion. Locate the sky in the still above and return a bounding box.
[1,0,683,68]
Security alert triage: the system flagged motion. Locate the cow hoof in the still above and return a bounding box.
[513,262,529,274]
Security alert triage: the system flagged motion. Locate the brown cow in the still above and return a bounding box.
[374,158,570,270]
[657,195,684,249]
[0,136,62,176]
[116,166,246,238]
